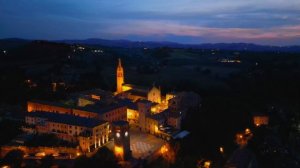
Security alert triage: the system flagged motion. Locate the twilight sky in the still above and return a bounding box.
[1,0,300,45]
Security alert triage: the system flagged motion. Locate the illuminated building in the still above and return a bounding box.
[25,112,110,153]
[253,114,269,127]
[147,85,161,103]
[112,121,131,160]
[27,100,127,122]
[137,100,152,132]
[22,58,198,155]
[116,59,163,103]
[126,103,139,125]
[27,100,73,114]
[116,58,124,93]
[113,59,194,139]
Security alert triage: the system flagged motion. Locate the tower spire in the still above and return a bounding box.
[116,58,124,93]
[118,58,122,67]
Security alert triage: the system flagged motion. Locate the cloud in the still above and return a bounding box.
[100,20,300,44]
[1,0,300,44]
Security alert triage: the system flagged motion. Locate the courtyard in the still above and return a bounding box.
[129,127,165,159]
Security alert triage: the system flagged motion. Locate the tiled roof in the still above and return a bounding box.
[29,100,72,109]
[123,89,148,98]
[26,111,107,128]
[74,103,126,115]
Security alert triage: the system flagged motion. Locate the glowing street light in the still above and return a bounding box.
[245,128,251,134]
[219,147,224,154]
[204,161,211,168]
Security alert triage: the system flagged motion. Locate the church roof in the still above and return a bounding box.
[123,89,148,98]
[122,84,150,91]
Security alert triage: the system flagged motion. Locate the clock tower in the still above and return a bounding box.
[112,121,131,160]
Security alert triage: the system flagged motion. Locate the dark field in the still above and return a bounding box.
[1,40,300,167]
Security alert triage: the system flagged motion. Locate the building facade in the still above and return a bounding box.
[25,112,110,153]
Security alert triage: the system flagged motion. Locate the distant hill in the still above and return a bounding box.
[1,38,300,52]
[0,38,31,49]
[0,40,71,62]
[56,38,300,52]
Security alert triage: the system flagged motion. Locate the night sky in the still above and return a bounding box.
[1,0,300,45]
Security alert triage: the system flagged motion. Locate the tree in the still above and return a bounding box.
[73,147,119,168]
[2,149,25,168]
[39,155,54,168]
[73,155,89,168]
[90,147,119,168]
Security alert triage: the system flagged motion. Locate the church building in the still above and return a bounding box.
[115,59,162,104]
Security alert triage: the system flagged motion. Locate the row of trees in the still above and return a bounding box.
[0,147,119,168]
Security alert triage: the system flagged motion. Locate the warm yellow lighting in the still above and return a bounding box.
[76,152,81,156]
[91,94,101,100]
[2,165,10,168]
[122,85,132,92]
[127,110,133,116]
[53,153,59,157]
[152,107,157,112]
[245,128,251,134]
[160,145,168,154]
[204,161,211,168]
[219,147,224,153]
[154,125,158,133]
[114,146,124,158]
[35,152,46,157]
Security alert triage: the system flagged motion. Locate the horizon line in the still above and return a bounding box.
[1,37,300,48]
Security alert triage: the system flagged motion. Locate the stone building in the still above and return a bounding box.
[112,121,131,160]
[25,112,110,152]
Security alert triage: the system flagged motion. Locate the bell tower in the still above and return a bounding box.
[116,58,124,93]
[112,121,131,160]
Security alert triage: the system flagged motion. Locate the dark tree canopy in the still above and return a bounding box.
[73,147,119,168]
[2,149,25,168]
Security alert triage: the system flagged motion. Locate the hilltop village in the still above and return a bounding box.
[20,59,201,160]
